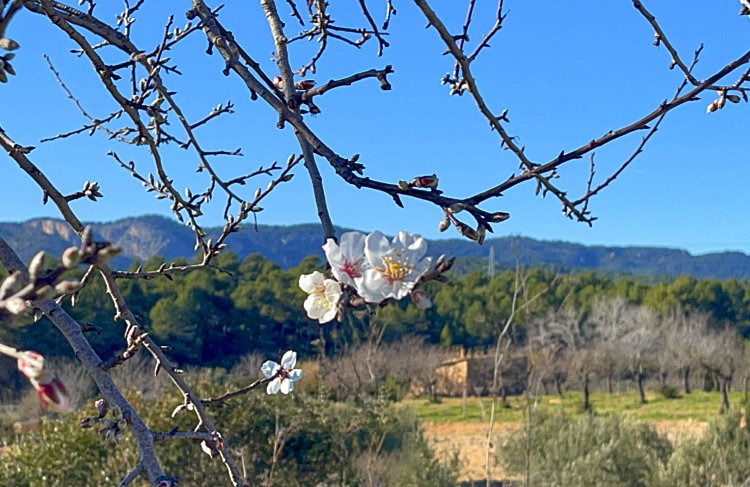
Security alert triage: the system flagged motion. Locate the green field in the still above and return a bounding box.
[404,390,748,424]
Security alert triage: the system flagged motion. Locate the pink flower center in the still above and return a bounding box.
[340,258,363,279]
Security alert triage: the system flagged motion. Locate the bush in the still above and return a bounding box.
[502,412,672,487]
[657,385,682,399]
[657,410,750,486]
[0,381,458,486]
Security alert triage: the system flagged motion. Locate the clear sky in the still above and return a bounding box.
[1,1,749,256]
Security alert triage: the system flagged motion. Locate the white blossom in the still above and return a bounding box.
[358,231,432,303]
[261,350,303,395]
[299,271,342,323]
[322,232,368,289]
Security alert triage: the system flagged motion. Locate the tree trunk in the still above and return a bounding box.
[682,366,691,394]
[720,376,731,413]
[555,377,564,397]
[607,373,613,394]
[582,373,591,411]
[636,369,647,404]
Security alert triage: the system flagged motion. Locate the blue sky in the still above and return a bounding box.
[1,1,749,255]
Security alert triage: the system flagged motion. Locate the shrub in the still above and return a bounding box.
[0,382,457,486]
[657,385,682,399]
[502,411,672,487]
[657,410,750,486]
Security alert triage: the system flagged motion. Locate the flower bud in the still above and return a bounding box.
[36,377,70,413]
[409,174,439,189]
[95,398,108,418]
[397,180,410,191]
[476,225,487,245]
[0,38,19,51]
[411,289,432,310]
[79,416,97,429]
[55,280,81,295]
[438,217,450,232]
[62,247,82,269]
[448,202,466,214]
[17,351,46,380]
[0,271,23,300]
[726,94,741,103]
[490,211,510,222]
[5,296,26,315]
[294,79,316,90]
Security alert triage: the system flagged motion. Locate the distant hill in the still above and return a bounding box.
[1,215,749,280]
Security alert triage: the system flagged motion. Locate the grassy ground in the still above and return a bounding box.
[405,389,748,424]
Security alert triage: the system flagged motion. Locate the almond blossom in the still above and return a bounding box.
[359,231,432,303]
[261,350,303,395]
[16,350,69,413]
[322,231,368,289]
[299,270,342,323]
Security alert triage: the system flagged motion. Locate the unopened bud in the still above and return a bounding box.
[476,225,486,245]
[294,79,316,90]
[726,94,741,103]
[28,251,47,282]
[272,76,283,89]
[438,217,450,232]
[95,398,108,418]
[62,247,81,269]
[36,377,70,413]
[79,416,97,429]
[490,211,510,222]
[95,246,122,264]
[448,202,466,213]
[0,38,19,51]
[409,174,439,189]
[4,296,26,315]
[17,351,46,380]
[55,280,81,295]
[411,289,432,310]
[0,271,23,300]
[397,180,410,191]
[457,222,478,241]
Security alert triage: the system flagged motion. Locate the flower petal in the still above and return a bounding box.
[299,271,324,293]
[281,350,297,370]
[289,369,303,382]
[267,377,281,395]
[261,360,279,379]
[280,378,294,394]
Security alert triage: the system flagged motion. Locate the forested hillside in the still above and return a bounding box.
[2,216,750,279]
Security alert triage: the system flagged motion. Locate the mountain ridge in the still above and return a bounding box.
[1,215,748,280]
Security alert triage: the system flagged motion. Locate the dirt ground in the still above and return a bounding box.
[422,419,708,483]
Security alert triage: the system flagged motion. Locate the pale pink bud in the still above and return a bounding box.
[448,202,466,213]
[62,247,81,269]
[411,289,432,310]
[211,430,224,451]
[409,174,439,189]
[477,225,487,245]
[17,351,46,380]
[95,398,108,418]
[272,76,283,88]
[36,377,70,413]
[490,211,510,222]
[294,79,316,90]
[5,296,26,315]
[438,217,450,232]
[55,280,81,295]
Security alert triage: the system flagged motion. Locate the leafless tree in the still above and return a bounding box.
[534,306,597,411]
[696,327,744,413]
[658,306,711,394]
[0,1,749,485]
